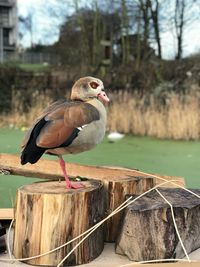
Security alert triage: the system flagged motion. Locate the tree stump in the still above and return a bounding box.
[13,180,105,266]
[104,176,154,242]
[116,188,200,261]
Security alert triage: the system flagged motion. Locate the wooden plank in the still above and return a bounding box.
[0,208,13,220]
[0,153,185,187]
[0,153,153,180]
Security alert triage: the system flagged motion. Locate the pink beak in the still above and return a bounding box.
[98,91,110,104]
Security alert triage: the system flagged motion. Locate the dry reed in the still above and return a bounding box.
[108,88,200,140]
[0,90,53,128]
[1,88,200,140]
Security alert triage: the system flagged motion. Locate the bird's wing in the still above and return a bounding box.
[21,99,67,148]
[35,101,100,148]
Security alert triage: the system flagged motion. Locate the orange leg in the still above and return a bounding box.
[58,156,83,189]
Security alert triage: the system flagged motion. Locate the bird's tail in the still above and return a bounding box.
[21,144,45,165]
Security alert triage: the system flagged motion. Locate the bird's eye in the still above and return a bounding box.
[90,82,99,89]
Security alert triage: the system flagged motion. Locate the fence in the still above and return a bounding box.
[2,51,60,65]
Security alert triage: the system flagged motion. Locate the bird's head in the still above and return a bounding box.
[70,76,110,104]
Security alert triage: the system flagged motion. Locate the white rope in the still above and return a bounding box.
[1,176,200,266]
[6,218,14,260]
[156,188,191,262]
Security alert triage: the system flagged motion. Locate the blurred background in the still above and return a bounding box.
[0,0,200,207]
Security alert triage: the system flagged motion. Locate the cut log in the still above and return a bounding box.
[104,176,154,242]
[116,188,200,261]
[13,180,105,266]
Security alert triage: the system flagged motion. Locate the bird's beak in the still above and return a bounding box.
[98,90,110,104]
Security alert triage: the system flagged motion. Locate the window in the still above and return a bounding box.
[3,28,9,46]
[0,6,9,25]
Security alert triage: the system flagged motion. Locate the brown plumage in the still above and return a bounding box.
[21,76,109,189]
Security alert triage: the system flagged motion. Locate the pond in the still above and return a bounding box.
[0,128,200,208]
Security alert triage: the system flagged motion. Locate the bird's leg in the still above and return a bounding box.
[58,156,71,188]
[58,156,84,189]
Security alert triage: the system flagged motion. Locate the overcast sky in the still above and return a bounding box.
[17,0,200,59]
[18,0,64,46]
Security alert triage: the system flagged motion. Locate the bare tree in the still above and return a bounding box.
[164,0,199,59]
[174,0,186,59]
[92,1,99,66]
[135,8,142,70]
[120,0,130,65]
[139,0,151,59]
[149,0,162,59]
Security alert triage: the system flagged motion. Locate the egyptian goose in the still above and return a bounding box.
[21,76,109,189]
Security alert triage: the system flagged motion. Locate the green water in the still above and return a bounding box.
[0,127,200,208]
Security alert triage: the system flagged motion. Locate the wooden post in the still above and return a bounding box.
[13,180,105,266]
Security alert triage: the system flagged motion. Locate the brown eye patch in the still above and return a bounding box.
[90,81,99,89]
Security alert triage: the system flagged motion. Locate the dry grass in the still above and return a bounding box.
[1,88,200,140]
[108,88,200,140]
[0,90,53,128]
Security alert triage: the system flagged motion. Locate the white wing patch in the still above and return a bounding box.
[77,124,88,131]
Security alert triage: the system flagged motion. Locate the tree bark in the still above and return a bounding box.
[104,176,154,242]
[13,180,105,266]
[116,188,200,261]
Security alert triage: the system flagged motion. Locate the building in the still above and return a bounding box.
[0,0,17,62]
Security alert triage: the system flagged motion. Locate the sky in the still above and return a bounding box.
[17,0,200,59]
[17,0,64,46]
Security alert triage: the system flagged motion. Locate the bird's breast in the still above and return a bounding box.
[69,117,106,151]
